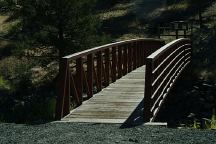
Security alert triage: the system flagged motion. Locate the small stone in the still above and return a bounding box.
[129,138,138,143]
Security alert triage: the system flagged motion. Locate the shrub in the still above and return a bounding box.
[0,57,34,90]
[0,56,59,123]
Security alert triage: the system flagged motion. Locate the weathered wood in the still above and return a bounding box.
[55,58,70,120]
[123,45,128,75]
[133,42,137,70]
[87,54,93,98]
[56,39,165,120]
[128,43,132,72]
[70,74,80,105]
[143,58,153,122]
[63,38,164,59]
[118,46,123,78]
[76,58,83,105]
[138,41,142,67]
[145,38,192,122]
[93,63,100,91]
[62,66,146,123]
[97,51,102,91]
[105,48,110,86]
[111,47,117,82]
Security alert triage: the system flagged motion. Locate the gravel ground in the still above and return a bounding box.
[0,122,216,144]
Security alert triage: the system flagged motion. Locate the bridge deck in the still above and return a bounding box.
[61,66,146,123]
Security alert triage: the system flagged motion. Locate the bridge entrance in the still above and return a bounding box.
[56,38,192,123]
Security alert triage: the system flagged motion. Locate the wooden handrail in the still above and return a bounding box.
[55,38,165,120]
[144,38,192,122]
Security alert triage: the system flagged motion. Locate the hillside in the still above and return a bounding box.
[0,0,216,129]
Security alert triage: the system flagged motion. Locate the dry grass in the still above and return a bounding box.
[98,3,134,20]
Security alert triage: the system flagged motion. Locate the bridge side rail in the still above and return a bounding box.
[144,38,192,122]
[56,38,165,120]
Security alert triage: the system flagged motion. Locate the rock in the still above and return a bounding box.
[129,138,138,143]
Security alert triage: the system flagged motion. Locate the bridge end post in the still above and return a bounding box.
[144,58,153,122]
[55,58,70,120]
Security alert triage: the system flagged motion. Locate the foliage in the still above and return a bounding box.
[17,0,108,57]
[0,76,10,90]
[0,0,17,12]
[0,56,58,123]
[0,57,33,88]
[0,0,111,123]
[202,109,216,129]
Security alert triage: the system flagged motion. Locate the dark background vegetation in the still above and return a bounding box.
[0,0,216,126]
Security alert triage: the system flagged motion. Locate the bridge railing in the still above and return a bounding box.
[144,38,192,122]
[55,38,165,120]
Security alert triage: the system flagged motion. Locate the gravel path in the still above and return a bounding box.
[0,122,216,144]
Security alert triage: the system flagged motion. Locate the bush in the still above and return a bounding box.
[0,57,34,89]
[0,76,10,91]
[0,56,57,123]
[0,0,17,12]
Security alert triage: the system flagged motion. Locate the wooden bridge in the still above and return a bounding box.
[55,38,192,123]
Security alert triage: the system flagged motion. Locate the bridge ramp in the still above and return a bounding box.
[61,66,146,123]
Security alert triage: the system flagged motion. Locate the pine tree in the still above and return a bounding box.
[19,0,103,58]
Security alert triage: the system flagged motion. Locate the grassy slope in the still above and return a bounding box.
[1,0,216,125]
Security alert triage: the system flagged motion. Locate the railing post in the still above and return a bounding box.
[105,48,110,86]
[123,45,128,75]
[158,27,161,39]
[176,29,179,39]
[144,58,153,122]
[118,46,123,78]
[87,54,93,98]
[128,43,132,72]
[55,58,70,120]
[111,47,117,82]
[184,30,187,38]
[76,58,83,105]
[133,42,137,70]
[138,41,142,66]
[97,51,102,91]
[142,41,147,65]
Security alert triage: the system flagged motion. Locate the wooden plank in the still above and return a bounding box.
[88,99,141,103]
[75,106,139,110]
[107,84,145,88]
[102,87,144,92]
[67,112,131,118]
[122,74,145,79]
[61,118,126,123]
[61,66,146,123]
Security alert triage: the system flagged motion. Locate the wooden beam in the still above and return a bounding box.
[87,54,93,98]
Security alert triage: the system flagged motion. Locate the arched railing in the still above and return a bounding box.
[55,38,165,120]
[144,38,192,122]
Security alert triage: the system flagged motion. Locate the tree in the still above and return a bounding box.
[189,0,213,28]
[19,0,104,58]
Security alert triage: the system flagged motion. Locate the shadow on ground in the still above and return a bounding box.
[120,99,145,128]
